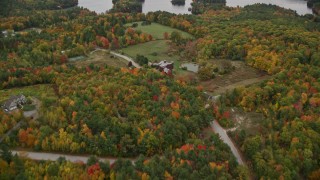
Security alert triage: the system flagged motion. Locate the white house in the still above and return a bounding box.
[2,94,27,112]
[151,60,174,74]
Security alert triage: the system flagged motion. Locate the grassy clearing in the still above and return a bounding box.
[125,22,194,40]
[0,84,57,103]
[121,40,173,62]
[69,50,128,68]
[120,40,184,70]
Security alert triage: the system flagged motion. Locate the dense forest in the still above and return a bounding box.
[0,0,320,179]
[15,66,212,157]
[0,0,78,17]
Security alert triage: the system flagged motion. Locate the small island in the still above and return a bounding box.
[111,0,143,13]
[171,0,185,6]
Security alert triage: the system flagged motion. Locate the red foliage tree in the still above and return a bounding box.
[60,54,68,64]
[153,95,159,101]
[87,163,101,175]
[100,36,110,49]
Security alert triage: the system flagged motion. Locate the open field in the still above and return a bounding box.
[200,60,270,94]
[125,22,194,40]
[69,50,128,68]
[121,40,174,62]
[0,84,56,103]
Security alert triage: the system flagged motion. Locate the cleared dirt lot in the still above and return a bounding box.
[200,60,270,94]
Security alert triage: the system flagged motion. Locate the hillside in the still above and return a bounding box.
[0,1,320,179]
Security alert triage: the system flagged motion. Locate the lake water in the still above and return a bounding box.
[78,0,113,14]
[78,0,312,15]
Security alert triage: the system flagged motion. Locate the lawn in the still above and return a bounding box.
[69,50,128,68]
[125,22,194,40]
[0,84,57,107]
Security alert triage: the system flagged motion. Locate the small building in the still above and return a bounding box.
[151,60,174,74]
[2,94,27,112]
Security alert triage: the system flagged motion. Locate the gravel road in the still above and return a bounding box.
[11,150,136,164]
[211,121,244,165]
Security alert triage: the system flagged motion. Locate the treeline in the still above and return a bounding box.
[0,67,55,89]
[0,7,91,31]
[0,0,78,17]
[16,0,78,10]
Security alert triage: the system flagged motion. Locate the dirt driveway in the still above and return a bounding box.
[23,97,41,120]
